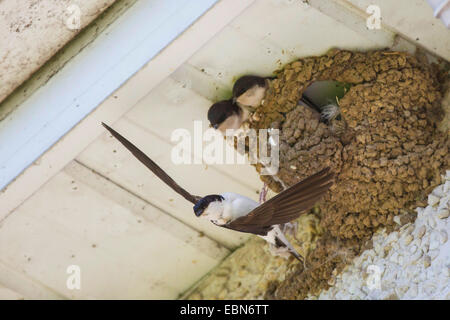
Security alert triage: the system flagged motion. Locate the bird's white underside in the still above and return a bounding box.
[201,193,292,247]
[200,192,259,225]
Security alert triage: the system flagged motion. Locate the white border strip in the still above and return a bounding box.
[0,0,256,220]
[0,0,219,190]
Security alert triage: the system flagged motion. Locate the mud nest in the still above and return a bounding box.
[247,49,449,299]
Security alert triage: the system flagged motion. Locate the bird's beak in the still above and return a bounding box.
[194,208,203,217]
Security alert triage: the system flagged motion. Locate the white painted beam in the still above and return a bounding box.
[0,0,257,220]
[0,0,220,190]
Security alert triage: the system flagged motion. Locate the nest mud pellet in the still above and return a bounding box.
[246,49,449,299]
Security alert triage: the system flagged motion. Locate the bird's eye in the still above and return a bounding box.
[213,124,219,129]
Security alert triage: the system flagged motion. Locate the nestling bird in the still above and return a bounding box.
[232,75,319,112]
[208,75,339,132]
[207,100,245,134]
[102,123,334,262]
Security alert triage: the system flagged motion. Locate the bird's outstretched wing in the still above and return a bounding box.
[220,168,334,235]
[102,123,201,204]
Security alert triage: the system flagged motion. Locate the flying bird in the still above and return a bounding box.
[101,122,334,261]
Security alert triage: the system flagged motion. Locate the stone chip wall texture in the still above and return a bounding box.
[311,171,450,300]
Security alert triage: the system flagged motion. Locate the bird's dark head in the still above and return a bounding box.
[207,100,241,130]
[232,75,267,99]
[193,194,225,217]
[232,75,268,108]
